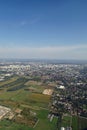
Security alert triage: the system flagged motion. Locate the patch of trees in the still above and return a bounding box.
[21,107,37,120]
[0,77,28,89]
[7,85,25,91]
[32,76,41,82]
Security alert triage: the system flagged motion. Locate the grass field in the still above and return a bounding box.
[0,119,32,130]
[62,115,87,130]
[25,80,42,86]
[72,116,78,130]
[0,89,50,109]
[61,115,78,130]
[34,109,58,130]
[11,91,50,108]
[62,115,72,128]
[72,116,87,130]
[25,80,45,93]
[78,116,87,130]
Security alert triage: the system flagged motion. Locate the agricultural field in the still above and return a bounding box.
[72,116,78,130]
[0,119,31,130]
[0,77,28,92]
[0,75,50,108]
[25,80,45,93]
[61,115,72,128]
[34,109,58,130]
[61,115,78,130]
[61,115,87,130]
[78,117,87,130]
[0,76,54,129]
[10,91,50,108]
[25,80,42,86]
[0,76,18,87]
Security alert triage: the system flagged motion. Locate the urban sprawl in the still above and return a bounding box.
[0,61,87,130]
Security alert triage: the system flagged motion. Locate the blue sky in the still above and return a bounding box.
[0,0,87,59]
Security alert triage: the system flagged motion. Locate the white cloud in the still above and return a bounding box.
[20,18,40,26]
[20,21,27,26]
[28,18,40,25]
[0,44,87,60]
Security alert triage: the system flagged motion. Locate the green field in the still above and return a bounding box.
[78,117,87,130]
[25,80,45,93]
[0,119,32,130]
[34,110,58,130]
[0,76,50,109]
[72,116,78,130]
[0,76,53,129]
[61,115,72,128]
[61,115,87,130]
[61,115,78,130]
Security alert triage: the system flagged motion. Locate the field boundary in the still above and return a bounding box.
[33,119,39,128]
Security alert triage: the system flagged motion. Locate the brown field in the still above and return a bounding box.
[28,93,50,103]
[25,80,42,86]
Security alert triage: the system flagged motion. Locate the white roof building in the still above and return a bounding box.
[59,85,65,89]
[61,127,65,130]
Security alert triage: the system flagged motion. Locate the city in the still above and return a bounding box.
[0,60,87,130]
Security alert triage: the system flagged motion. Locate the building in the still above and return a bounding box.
[43,89,53,95]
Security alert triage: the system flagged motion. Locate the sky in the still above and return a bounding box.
[0,0,87,60]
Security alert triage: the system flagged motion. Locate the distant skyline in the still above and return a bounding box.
[0,0,87,60]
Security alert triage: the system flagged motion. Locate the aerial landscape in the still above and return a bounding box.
[0,0,87,130]
[0,60,87,130]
